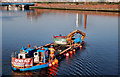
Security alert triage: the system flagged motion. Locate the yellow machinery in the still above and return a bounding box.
[66,30,86,44]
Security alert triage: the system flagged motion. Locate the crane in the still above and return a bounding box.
[66,30,86,44]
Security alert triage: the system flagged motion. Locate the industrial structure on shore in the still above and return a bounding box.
[0,0,119,2]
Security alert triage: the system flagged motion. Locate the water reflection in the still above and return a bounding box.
[11,64,59,76]
[1,6,23,11]
[76,13,87,29]
[26,9,89,29]
[1,6,118,75]
[26,8,119,17]
[0,6,34,12]
[26,8,118,29]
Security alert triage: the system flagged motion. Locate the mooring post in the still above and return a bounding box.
[22,5,24,8]
[8,5,11,8]
[7,5,11,10]
[22,7,24,11]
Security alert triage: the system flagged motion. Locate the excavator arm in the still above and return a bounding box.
[53,30,85,45]
[67,30,85,38]
[66,30,86,43]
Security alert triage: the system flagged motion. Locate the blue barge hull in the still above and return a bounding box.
[11,63,50,71]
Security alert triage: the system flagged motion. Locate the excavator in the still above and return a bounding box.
[66,29,86,45]
[53,29,86,55]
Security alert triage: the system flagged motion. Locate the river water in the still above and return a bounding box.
[1,6,118,76]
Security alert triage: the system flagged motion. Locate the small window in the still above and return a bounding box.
[39,53,41,57]
[26,54,29,58]
[35,53,37,55]
[20,55,22,59]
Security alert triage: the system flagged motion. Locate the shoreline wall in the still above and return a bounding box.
[31,3,120,12]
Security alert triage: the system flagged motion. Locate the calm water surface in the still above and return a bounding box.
[1,6,118,76]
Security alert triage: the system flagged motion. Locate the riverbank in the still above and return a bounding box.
[28,9,119,17]
[30,3,119,12]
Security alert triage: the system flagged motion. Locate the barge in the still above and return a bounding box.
[11,30,86,71]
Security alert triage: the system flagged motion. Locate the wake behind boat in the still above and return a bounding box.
[11,30,86,71]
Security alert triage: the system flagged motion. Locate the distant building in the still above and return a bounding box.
[1,0,120,2]
[105,0,119,2]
